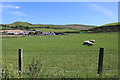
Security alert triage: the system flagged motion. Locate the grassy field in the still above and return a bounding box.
[2,32,118,78]
[0,35,25,38]
[31,28,77,32]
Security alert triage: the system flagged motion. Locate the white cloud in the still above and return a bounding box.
[0,4,20,12]
[89,4,117,20]
[15,6,20,9]
[1,4,28,17]
[0,4,20,9]
[9,11,28,17]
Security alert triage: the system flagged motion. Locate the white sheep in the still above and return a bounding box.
[89,40,95,43]
[83,40,90,45]
[83,40,94,46]
[87,41,94,46]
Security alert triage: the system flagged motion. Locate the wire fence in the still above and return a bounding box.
[2,48,118,78]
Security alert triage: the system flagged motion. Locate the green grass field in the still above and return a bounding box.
[31,28,77,32]
[2,32,118,78]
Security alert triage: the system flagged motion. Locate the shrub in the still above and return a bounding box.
[27,59,42,78]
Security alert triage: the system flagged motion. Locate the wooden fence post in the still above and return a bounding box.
[97,47,104,76]
[18,48,23,74]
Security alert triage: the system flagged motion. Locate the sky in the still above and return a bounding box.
[2,0,119,2]
[1,2,118,26]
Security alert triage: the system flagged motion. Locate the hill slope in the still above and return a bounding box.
[12,22,32,25]
[88,22,120,32]
[1,22,119,33]
[1,22,96,31]
[100,22,120,26]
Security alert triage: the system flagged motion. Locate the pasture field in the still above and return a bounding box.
[0,35,25,38]
[31,28,77,32]
[2,32,118,78]
[0,27,2,30]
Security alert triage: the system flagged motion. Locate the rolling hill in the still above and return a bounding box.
[100,22,120,27]
[88,22,120,32]
[0,22,119,33]
[0,22,96,32]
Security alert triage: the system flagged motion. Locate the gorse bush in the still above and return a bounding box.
[2,59,42,79]
[27,59,42,78]
[2,64,20,79]
[2,68,10,79]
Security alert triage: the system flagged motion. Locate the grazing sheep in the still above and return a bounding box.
[83,40,94,46]
[87,42,94,46]
[83,40,90,45]
[89,40,95,43]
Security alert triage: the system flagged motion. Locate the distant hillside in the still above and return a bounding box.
[1,22,119,33]
[8,22,33,27]
[1,22,96,31]
[100,22,120,27]
[12,22,32,25]
[88,22,120,32]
